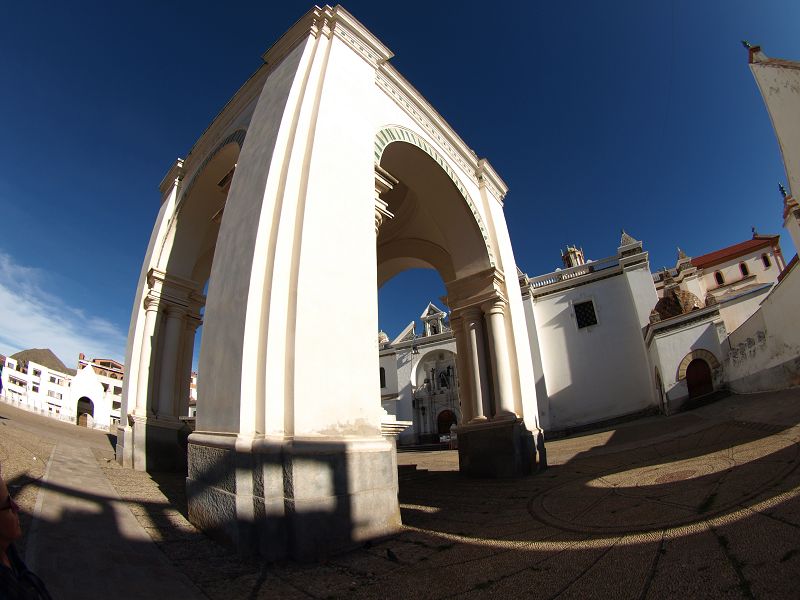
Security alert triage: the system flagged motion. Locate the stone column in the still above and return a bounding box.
[449,314,473,423]
[483,299,517,419]
[464,307,489,422]
[178,313,202,418]
[134,296,159,415]
[156,303,186,418]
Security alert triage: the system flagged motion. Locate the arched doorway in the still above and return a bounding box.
[437,409,457,435]
[77,397,94,427]
[686,359,713,398]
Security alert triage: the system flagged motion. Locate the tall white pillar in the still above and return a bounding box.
[178,313,201,418]
[449,314,473,424]
[157,304,185,418]
[483,299,517,419]
[783,194,800,256]
[464,307,489,423]
[134,297,159,416]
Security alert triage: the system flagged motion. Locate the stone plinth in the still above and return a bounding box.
[187,432,401,561]
[130,414,191,472]
[457,418,536,477]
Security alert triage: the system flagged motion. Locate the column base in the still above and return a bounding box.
[129,414,192,472]
[115,424,133,467]
[186,433,401,561]
[456,418,536,477]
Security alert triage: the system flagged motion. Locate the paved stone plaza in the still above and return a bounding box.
[1,389,800,598]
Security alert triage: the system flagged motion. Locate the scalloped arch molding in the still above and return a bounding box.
[374,126,496,268]
[677,349,721,380]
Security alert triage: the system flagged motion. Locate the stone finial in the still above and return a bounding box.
[779,182,788,198]
[619,229,639,247]
[677,247,687,260]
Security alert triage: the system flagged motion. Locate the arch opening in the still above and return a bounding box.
[375,135,519,451]
[686,359,713,399]
[77,396,95,428]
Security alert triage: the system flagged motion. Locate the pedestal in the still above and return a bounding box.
[186,433,401,561]
[457,418,536,477]
[130,414,191,472]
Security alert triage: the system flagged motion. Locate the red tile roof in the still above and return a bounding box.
[691,236,779,270]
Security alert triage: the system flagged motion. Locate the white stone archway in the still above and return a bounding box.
[119,5,540,560]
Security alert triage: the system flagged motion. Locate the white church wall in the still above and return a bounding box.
[534,271,655,431]
[703,253,780,297]
[717,286,771,333]
[726,264,800,391]
[199,39,311,435]
[647,314,725,411]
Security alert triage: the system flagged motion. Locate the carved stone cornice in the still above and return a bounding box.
[446,268,507,312]
[158,158,184,196]
[375,69,479,186]
[329,6,393,66]
[476,159,508,204]
[145,269,203,310]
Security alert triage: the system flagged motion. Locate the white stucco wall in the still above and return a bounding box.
[533,269,656,431]
[702,251,781,297]
[750,51,800,197]
[726,264,800,391]
[647,314,726,409]
[716,286,771,333]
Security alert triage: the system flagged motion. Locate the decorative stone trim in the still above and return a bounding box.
[374,125,496,268]
[677,349,721,380]
[375,72,479,187]
[180,129,247,207]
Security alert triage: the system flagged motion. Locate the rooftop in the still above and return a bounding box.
[691,235,778,270]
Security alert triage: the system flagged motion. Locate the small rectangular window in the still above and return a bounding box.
[574,300,598,329]
[740,262,749,277]
[762,254,771,268]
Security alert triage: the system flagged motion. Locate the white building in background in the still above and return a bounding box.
[1,350,130,431]
[0,349,74,422]
[70,355,124,429]
[520,232,659,432]
[381,226,793,439]
[379,303,459,446]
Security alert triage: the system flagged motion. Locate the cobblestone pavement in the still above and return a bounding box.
[2,390,800,598]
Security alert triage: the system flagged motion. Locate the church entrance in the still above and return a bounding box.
[437,409,457,435]
[686,359,713,398]
[76,397,94,427]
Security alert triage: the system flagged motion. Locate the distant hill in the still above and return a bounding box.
[10,348,76,376]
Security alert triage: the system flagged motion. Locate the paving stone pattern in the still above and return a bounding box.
[3,391,800,598]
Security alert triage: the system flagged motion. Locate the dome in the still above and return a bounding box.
[650,288,703,323]
[378,330,390,344]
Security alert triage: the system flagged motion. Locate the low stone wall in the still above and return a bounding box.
[0,395,110,431]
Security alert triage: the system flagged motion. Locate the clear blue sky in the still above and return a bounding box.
[1,1,798,363]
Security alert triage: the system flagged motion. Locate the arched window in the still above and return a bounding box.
[714,271,725,286]
[762,254,771,268]
[379,367,386,388]
[739,262,749,277]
